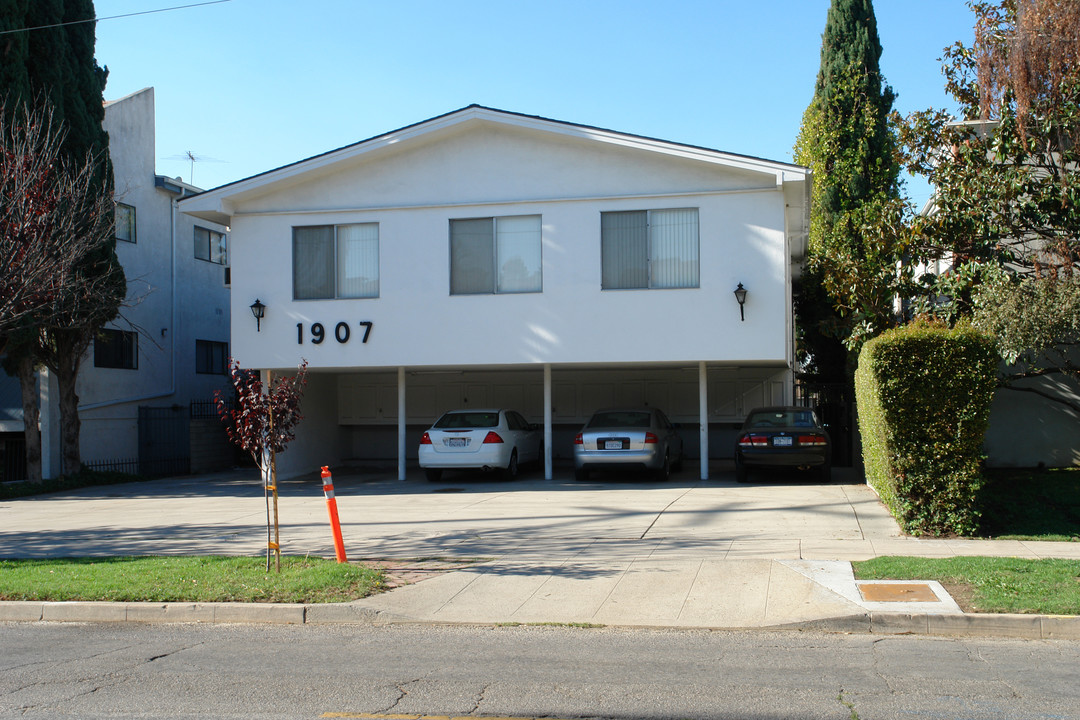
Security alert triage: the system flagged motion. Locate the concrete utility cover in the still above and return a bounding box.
[858,582,939,602]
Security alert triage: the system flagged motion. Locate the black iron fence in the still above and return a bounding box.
[1,433,27,483]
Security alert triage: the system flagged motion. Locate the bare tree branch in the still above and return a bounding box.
[0,101,119,352]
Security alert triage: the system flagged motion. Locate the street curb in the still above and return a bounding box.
[2,602,1077,639]
[790,612,1080,640]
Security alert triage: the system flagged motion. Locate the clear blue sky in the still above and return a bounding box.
[94,0,977,208]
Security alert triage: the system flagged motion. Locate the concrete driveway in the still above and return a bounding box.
[5,465,1079,631]
[1,464,1072,562]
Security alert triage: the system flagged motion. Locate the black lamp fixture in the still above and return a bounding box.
[734,283,748,321]
[250,298,266,332]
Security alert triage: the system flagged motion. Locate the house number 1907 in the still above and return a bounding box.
[296,321,373,345]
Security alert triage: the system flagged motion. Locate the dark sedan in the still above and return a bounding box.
[734,406,831,482]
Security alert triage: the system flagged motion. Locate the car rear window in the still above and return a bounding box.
[746,410,817,428]
[434,412,500,429]
[587,411,651,428]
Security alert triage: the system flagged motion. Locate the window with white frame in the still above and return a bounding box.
[115,203,136,243]
[601,208,699,290]
[450,214,542,295]
[292,223,379,300]
[194,226,227,265]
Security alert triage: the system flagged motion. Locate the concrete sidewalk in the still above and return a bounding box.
[2,466,1078,638]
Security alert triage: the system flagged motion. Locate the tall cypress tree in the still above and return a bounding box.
[1,0,125,478]
[0,0,30,104]
[794,0,903,378]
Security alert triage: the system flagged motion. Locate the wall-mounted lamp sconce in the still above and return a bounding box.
[250,298,266,332]
[734,283,748,321]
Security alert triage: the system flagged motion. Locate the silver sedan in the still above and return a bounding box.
[573,407,684,481]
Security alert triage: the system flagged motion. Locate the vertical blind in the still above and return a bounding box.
[601,208,698,289]
[293,226,335,299]
[293,224,380,299]
[337,223,379,298]
[451,215,542,294]
[450,218,496,294]
[601,211,648,289]
[496,215,542,293]
[649,208,699,288]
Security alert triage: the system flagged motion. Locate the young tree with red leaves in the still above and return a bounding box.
[215,360,308,572]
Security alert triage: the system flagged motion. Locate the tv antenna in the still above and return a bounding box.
[164,150,225,186]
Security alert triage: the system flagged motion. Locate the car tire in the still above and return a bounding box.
[504,450,519,480]
[424,468,442,483]
[735,462,748,483]
[671,448,684,473]
[574,468,589,482]
[655,453,671,482]
[819,463,832,483]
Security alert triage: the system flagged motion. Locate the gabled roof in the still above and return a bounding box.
[179,104,810,227]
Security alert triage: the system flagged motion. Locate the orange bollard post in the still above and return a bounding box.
[321,466,347,563]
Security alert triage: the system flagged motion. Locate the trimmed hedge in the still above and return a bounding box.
[855,321,998,535]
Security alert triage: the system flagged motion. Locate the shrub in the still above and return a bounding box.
[855,320,998,535]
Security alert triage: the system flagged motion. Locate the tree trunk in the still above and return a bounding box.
[15,355,42,484]
[47,328,92,476]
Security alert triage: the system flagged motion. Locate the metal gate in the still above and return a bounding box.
[794,381,855,467]
[0,433,27,482]
[137,406,190,477]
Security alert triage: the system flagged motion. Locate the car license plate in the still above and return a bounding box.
[604,440,623,450]
[445,437,469,448]
[772,436,793,447]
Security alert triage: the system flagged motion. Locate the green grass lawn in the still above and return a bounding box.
[853,468,1080,615]
[0,556,386,604]
[853,556,1080,615]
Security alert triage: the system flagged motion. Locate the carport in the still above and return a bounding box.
[320,362,792,481]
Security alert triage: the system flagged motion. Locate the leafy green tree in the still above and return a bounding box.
[900,0,1080,404]
[794,0,909,373]
[0,0,125,478]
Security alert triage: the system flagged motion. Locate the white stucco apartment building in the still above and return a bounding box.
[180,106,811,480]
[0,87,232,479]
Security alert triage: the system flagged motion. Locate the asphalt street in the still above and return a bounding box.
[2,623,1078,720]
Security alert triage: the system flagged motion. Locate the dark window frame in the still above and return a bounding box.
[194,226,227,265]
[94,329,138,369]
[115,203,136,244]
[195,339,229,375]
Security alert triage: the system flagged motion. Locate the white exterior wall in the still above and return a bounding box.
[183,108,807,478]
[229,191,788,371]
[217,120,792,372]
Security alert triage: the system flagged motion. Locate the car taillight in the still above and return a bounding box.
[574,433,583,445]
[644,432,658,444]
[737,433,768,448]
[483,432,503,444]
[798,434,827,446]
[420,432,432,445]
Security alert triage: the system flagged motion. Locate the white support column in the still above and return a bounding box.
[544,363,553,480]
[699,361,709,480]
[398,367,406,481]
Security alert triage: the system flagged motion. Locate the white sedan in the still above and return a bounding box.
[419,409,542,482]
